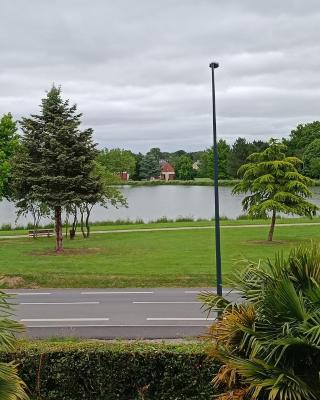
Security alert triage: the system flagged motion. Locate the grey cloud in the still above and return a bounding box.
[1,0,320,152]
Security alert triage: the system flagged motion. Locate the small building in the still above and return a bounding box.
[118,171,130,181]
[160,162,175,181]
[192,160,200,170]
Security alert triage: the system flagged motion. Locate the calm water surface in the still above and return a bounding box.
[1,185,320,226]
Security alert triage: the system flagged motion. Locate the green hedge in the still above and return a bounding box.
[1,341,220,400]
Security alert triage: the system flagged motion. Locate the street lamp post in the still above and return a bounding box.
[209,61,222,297]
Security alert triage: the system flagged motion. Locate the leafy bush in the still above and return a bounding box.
[0,223,12,231]
[176,216,196,222]
[200,243,320,400]
[2,341,220,400]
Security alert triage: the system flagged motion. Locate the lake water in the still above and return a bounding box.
[1,185,320,226]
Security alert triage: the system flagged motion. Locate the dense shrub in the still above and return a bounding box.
[1,341,220,400]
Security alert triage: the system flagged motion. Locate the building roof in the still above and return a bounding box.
[161,162,175,173]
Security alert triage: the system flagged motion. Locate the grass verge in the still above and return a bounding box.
[0,221,319,288]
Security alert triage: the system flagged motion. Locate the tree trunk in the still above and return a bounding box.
[80,207,86,238]
[85,205,92,238]
[70,208,78,240]
[54,206,63,252]
[65,213,69,238]
[268,210,276,242]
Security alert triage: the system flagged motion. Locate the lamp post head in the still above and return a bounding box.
[209,62,219,69]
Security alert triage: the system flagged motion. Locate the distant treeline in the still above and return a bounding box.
[97,121,320,180]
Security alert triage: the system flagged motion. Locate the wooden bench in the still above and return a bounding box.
[28,229,54,238]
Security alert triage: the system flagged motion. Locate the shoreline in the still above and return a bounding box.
[1,215,320,236]
[111,178,320,187]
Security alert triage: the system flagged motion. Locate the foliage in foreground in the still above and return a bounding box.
[0,292,28,400]
[2,341,219,400]
[200,243,320,400]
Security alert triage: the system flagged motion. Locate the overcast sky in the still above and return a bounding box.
[1,1,320,152]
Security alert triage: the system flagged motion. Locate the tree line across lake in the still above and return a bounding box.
[96,122,320,181]
[1,85,320,250]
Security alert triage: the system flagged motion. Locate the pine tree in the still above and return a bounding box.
[12,86,100,252]
[139,152,160,180]
[233,139,318,241]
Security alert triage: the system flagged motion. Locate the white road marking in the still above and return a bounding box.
[20,302,100,305]
[81,291,154,295]
[133,301,200,304]
[146,318,215,321]
[21,318,109,322]
[11,292,52,296]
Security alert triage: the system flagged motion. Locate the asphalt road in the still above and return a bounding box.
[6,288,241,339]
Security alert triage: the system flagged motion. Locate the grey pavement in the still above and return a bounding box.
[5,288,241,339]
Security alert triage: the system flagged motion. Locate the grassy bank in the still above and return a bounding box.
[115,178,239,186]
[114,178,320,187]
[0,219,319,287]
[1,216,320,236]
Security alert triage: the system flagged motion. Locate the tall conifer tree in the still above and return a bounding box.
[12,86,100,252]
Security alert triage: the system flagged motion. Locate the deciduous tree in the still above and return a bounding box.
[198,140,231,179]
[97,148,136,176]
[77,163,127,238]
[303,138,320,178]
[0,113,19,200]
[174,155,195,180]
[285,121,320,158]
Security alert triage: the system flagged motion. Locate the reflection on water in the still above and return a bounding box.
[1,185,320,226]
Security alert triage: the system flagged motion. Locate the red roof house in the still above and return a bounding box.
[160,162,175,181]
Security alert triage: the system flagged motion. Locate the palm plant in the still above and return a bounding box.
[0,291,28,400]
[200,243,320,400]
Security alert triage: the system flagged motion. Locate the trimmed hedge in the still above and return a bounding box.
[1,341,220,400]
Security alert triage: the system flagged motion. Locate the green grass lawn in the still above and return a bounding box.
[0,221,319,288]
